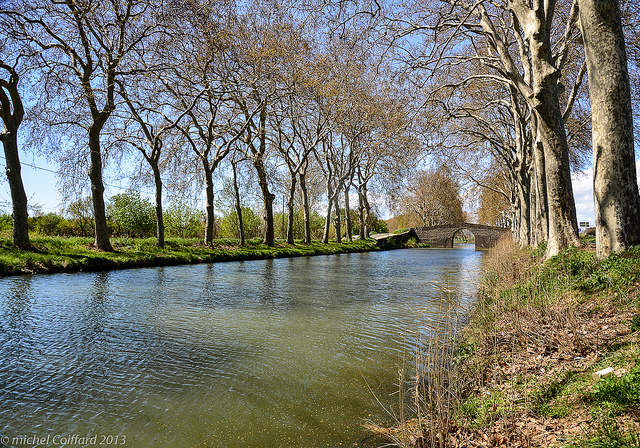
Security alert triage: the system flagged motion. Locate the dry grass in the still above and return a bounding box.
[369,237,640,448]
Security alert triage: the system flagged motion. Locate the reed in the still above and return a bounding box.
[371,236,640,447]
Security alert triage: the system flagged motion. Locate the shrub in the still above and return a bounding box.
[218,206,262,239]
[0,213,12,234]
[108,192,156,237]
[164,203,204,238]
[583,250,640,291]
[33,213,66,235]
[590,363,640,416]
[63,197,94,236]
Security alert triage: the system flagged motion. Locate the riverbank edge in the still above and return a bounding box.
[370,238,640,447]
[453,240,640,447]
[0,236,390,276]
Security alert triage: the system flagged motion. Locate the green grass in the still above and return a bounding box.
[524,343,640,424]
[451,239,640,447]
[589,359,640,417]
[0,236,380,275]
[567,420,640,448]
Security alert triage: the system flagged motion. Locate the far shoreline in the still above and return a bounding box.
[0,236,394,277]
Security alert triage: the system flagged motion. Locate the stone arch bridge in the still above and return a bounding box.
[413,223,510,248]
[375,223,510,249]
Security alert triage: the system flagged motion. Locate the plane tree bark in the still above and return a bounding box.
[578,0,640,258]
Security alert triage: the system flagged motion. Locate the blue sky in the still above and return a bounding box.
[0,154,63,215]
[572,169,596,228]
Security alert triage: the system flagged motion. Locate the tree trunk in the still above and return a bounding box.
[322,182,334,244]
[300,171,312,245]
[344,182,352,242]
[362,183,371,238]
[1,65,30,249]
[232,160,245,246]
[151,162,165,248]
[526,5,580,257]
[532,138,549,247]
[579,0,640,259]
[333,193,342,243]
[1,130,30,249]
[535,100,580,257]
[286,176,297,244]
[88,125,113,251]
[529,168,537,240]
[254,158,275,247]
[358,188,366,240]
[204,166,215,246]
[516,168,531,246]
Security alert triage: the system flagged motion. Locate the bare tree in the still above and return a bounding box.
[267,24,328,245]
[115,80,201,247]
[4,0,159,251]
[392,168,465,227]
[378,0,587,256]
[230,3,306,247]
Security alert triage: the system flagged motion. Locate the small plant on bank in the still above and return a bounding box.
[366,305,473,448]
[568,419,640,448]
[589,363,640,417]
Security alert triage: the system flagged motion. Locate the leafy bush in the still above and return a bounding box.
[31,213,66,235]
[370,215,389,233]
[583,250,640,291]
[164,203,204,238]
[218,206,262,239]
[63,197,94,237]
[0,214,12,234]
[108,192,156,237]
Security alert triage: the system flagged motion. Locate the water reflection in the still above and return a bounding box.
[81,271,110,346]
[4,276,34,345]
[0,247,483,448]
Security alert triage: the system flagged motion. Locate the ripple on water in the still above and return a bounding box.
[0,248,483,447]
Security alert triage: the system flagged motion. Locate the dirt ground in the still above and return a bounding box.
[438,291,639,448]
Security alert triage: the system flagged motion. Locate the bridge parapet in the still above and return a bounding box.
[413,223,510,249]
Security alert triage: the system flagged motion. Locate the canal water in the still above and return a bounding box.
[0,246,484,448]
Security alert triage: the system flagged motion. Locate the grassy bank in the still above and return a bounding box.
[0,236,380,276]
[372,238,640,447]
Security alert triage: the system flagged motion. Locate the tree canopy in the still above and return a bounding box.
[1,0,638,256]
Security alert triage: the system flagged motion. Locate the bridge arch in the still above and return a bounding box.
[412,223,510,249]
